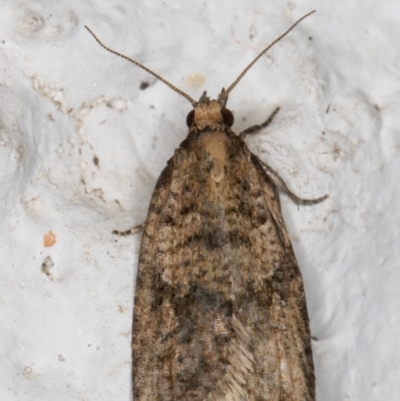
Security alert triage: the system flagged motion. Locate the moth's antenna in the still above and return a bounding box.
[84,26,197,107]
[220,10,315,104]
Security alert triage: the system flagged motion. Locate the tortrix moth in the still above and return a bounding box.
[86,10,327,401]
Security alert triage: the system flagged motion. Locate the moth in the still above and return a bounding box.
[86,10,327,401]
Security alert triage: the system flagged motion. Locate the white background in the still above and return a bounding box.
[0,1,399,400]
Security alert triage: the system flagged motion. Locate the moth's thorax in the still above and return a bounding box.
[193,100,224,131]
[198,131,228,163]
[197,130,229,185]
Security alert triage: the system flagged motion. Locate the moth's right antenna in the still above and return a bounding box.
[85,26,197,107]
[219,11,315,107]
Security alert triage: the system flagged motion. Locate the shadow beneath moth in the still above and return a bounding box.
[86,10,327,401]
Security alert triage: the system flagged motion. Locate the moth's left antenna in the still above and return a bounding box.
[84,26,197,107]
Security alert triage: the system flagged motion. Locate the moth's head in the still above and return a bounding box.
[186,89,234,129]
[85,11,314,131]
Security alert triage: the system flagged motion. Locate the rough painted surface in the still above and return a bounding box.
[0,1,399,400]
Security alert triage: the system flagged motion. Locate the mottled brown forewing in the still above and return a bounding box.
[132,105,315,400]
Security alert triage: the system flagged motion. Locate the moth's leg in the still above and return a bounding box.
[239,107,280,139]
[112,223,144,236]
[261,161,328,205]
[239,106,327,205]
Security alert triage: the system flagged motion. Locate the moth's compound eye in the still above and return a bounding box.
[186,110,195,127]
[221,108,234,127]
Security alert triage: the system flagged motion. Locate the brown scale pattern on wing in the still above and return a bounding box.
[132,127,315,401]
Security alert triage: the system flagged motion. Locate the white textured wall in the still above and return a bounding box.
[0,1,398,400]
